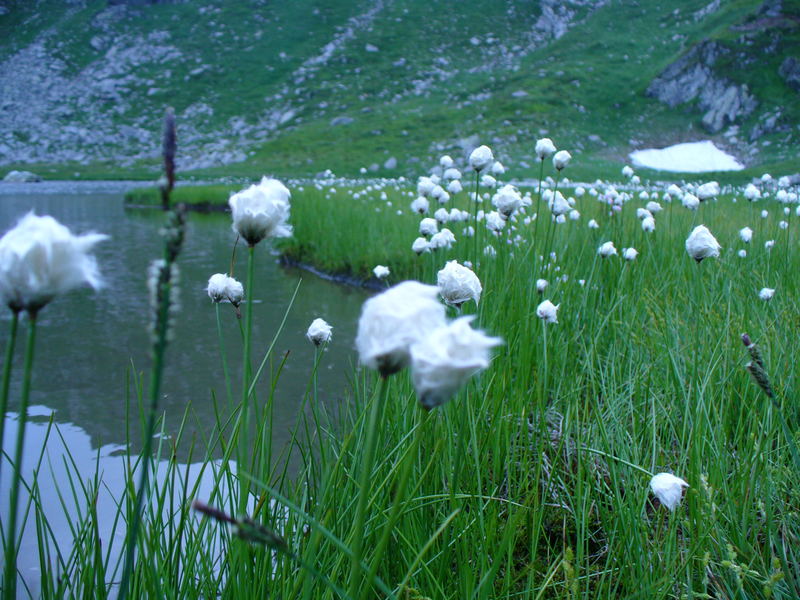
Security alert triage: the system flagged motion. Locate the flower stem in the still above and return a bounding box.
[215,303,234,412]
[347,376,388,597]
[3,312,37,600]
[473,171,481,265]
[0,309,20,467]
[239,244,256,513]
[533,159,546,248]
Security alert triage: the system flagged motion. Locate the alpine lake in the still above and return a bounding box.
[0,181,369,593]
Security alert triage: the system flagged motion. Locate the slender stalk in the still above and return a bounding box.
[3,312,37,600]
[347,376,388,597]
[533,159,546,248]
[215,303,234,411]
[0,309,20,464]
[239,244,256,513]
[472,171,481,265]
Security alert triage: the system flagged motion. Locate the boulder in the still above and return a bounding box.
[647,41,758,132]
[701,83,758,133]
[779,57,800,92]
[330,116,354,127]
[3,170,42,183]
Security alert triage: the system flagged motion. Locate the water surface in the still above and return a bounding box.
[0,181,368,594]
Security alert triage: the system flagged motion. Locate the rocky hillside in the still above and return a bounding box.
[0,0,797,178]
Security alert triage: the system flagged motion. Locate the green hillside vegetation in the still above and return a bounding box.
[0,0,797,180]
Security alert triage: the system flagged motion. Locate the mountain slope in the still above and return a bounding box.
[0,0,797,179]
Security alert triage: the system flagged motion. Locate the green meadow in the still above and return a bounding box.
[4,152,800,599]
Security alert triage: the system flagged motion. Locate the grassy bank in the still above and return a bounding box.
[124,183,239,208]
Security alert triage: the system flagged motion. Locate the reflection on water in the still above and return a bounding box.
[0,408,232,598]
[0,184,368,457]
[0,182,370,594]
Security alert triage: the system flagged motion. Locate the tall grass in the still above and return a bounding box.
[3,168,799,599]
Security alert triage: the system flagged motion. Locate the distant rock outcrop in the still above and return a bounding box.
[779,57,800,92]
[3,170,42,182]
[646,41,758,133]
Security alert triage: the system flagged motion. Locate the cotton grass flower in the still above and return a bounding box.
[622,247,639,261]
[744,183,761,201]
[597,241,617,258]
[765,240,775,250]
[685,225,721,262]
[666,184,683,200]
[447,179,463,194]
[641,216,655,233]
[373,265,390,279]
[412,237,430,255]
[548,191,571,216]
[738,249,747,258]
[206,274,229,303]
[485,212,505,233]
[0,212,108,314]
[444,167,462,181]
[758,287,775,301]
[649,473,689,511]
[681,193,700,211]
[553,150,571,171]
[409,316,501,409]
[417,177,435,197]
[481,174,497,188]
[410,196,430,214]
[536,300,559,323]
[437,260,481,307]
[492,184,522,218]
[355,281,446,377]
[588,219,599,230]
[206,273,244,306]
[469,145,494,172]
[419,218,438,237]
[430,228,456,250]
[306,318,332,346]
[228,177,292,246]
[696,181,719,200]
[434,208,450,224]
[536,279,548,293]
[535,138,556,161]
[739,227,753,243]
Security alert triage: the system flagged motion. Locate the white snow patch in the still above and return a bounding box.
[629,141,744,173]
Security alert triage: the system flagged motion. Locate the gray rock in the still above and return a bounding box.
[330,116,354,127]
[647,41,758,132]
[701,83,758,132]
[779,57,800,92]
[647,41,722,107]
[3,170,42,182]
